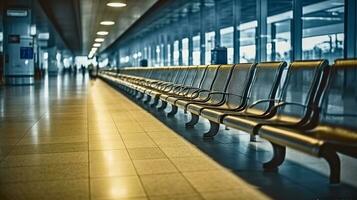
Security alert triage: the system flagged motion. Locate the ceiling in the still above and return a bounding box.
[38,0,82,53]
[4,0,158,55]
[81,0,157,55]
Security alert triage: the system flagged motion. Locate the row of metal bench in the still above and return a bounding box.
[99,59,357,184]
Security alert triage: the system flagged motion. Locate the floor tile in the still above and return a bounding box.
[149,193,203,200]
[201,189,269,200]
[133,159,178,175]
[170,157,220,172]
[89,139,126,150]
[128,147,167,160]
[0,179,89,200]
[0,163,88,183]
[91,176,146,199]
[123,138,157,148]
[161,145,202,158]
[90,161,136,178]
[19,136,88,145]
[0,152,88,167]
[140,173,196,196]
[89,150,131,163]
[183,170,250,193]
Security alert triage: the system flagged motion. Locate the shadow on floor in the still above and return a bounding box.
[109,83,357,200]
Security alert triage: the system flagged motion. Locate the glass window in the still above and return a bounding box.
[167,44,171,66]
[220,27,234,64]
[205,31,215,64]
[239,22,256,63]
[173,40,179,66]
[144,47,148,60]
[155,45,161,66]
[192,35,200,65]
[148,46,152,67]
[182,38,189,65]
[302,0,345,63]
[267,0,293,62]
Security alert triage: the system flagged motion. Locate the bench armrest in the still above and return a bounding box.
[248,99,280,109]
[274,102,318,112]
[191,89,211,96]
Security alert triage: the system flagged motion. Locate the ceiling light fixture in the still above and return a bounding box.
[100,21,115,26]
[95,38,105,42]
[93,43,101,47]
[107,1,127,7]
[96,31,109,36]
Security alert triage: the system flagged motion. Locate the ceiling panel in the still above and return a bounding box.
[81,0,158,55]
[39,0,82,54]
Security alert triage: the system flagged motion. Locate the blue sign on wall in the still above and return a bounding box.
[20,47,33,59]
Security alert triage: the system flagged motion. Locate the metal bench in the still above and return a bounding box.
[199,62,286,138]
[258,59,357,184]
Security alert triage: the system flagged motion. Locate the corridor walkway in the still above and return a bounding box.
[0,75,269,199]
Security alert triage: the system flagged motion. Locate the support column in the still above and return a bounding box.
[188,12,194,65]
[163,34,168,66]
[200,0,206,65]
[178,37,183,66]
[271,23,277,61]
[291,0,302,61]
[256,0,268,62]
[214,0,221,48]
[170,38,174,66]
[345,0,357,58]
[4,8,35,84]
[233,0,241,64]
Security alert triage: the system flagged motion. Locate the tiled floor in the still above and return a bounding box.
[1,74,356,199]
[0,74,269,200]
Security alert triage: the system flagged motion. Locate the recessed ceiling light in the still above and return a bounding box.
[107,2,127,7]
[96,31,109,36]
[100,21,115,26]
[92,47,98,51]
[93,43,101,47]
[95,38,105,42]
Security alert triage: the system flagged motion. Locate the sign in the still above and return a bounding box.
[9,35,20,43]
[7,9,28,17]
[20,47,33,59]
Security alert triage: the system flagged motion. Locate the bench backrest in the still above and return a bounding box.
[208,64,235,103]
[225,63,255,109]
[174,67,189,85]
[161,67,175,82]
[191,65,208,88]
[182,66,199,87]
[276,60,328,123]
[320,59,357,131]
[211,65,235,91]
[246,62,286,114]
[199,65,220,90]
[150,68,162,80]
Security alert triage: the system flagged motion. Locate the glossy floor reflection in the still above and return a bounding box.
[0,74,269,200]
[106,79,357,199]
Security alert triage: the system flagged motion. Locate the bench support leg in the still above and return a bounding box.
[150,96,159,107]
[321,150,341,184]
[186,113,199,128]
[263,143,286,172]
[143,95,151,104]
[158,101,167,111]
[137,92,144,100]
[250,135,258,142]
[167,105,178,117]
[203,121,220,138]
